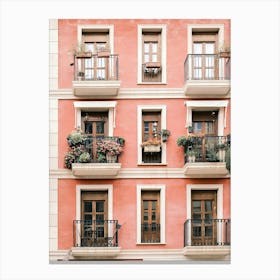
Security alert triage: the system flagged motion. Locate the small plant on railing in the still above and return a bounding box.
[71,42,92,58]
[159,129,171,142]
[118,137,125,147]
[186,149,196,163]
[219,42,231,58]
[176,135,198,147]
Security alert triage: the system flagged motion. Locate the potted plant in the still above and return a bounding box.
[187,125,193,133]
[217,143,226,162]
[141,138,161,152]
[72,42,92,58]
[219,42,231,58]
[186,149,196,163]
[78,152,91,163]
[64,146,85,169]
[77,71,85,81]
[96,139,123,163]
[97,44,111,58]
[159,129,170,142]
[66,130,87,147]
[118,137,126,147]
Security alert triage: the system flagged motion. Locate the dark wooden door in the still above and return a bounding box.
[191,190,217,245]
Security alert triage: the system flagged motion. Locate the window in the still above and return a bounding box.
[137,185,165,244]
[141,191,160,243]
[142,112,162,163]
[137,25,166,84]
[142,32,162,82]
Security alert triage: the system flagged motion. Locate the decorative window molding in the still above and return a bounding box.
[137,105,167,164]
[136,184,166,244]
[137,24,167,84]
[184,100,228,136]
[187,24,225,54]
[77,24,114,53]
[73,101,117,135]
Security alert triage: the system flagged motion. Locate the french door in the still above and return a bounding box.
[141,191,160,243]
[81,191,108,246]
[191,190,217,245]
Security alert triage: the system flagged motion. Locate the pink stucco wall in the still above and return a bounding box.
[58,178,230,250]
[58,19,230,89]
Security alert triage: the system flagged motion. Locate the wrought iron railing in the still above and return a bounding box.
[184,219,231,246]
[184,54,231,81]
[141,223,161,243]
[73,220,120,247]
[183,135,230,165]
[73,54,119,81]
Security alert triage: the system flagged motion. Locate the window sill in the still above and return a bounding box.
[136,243,166,246]
[137,82,167,85]
[138,163,167,166]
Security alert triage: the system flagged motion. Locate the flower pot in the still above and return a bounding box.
[144,145,161,153]
[188,155,196,163]
[106,153,117,163]
[75,52,92,58]
[218,150,226,162]
[219,52,230,58]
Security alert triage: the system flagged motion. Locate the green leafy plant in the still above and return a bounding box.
[67,131,87,147]
[79,152,91,163]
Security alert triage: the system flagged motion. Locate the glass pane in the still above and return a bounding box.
[152,43,157,52]
[84,201,92,212]
[96,227,104,237]
[96,201,104,212]
[205,43,214,54]
[143,223,148,231]
[143,201,148,210]
[96,214,104,225]
[84,122,93,134]
[193,226,201,237]
[144,212,148,221]
[151,223,157,231]
[193,201,201,212]
[144,122,149,132]
[205,200,212,212]
[85,69,93,80]
[152,212,156,220]
[97,69,105,79]
[193,122,202,133]
[193,43,202,54]
[205,69,214,79]
[144,43,149,52]
[205,214,212,224]
[193,213,201,223]
[194,69,202,79]
[85,58,93,67]
[205,226,213,237]
[152,201,156,210]
[96,122,104,134]
[144,54,149,62]
[193,56,202,67]
[152,54,157,62]
[205,56,214,67]
[84,214,92,221]
[85,43,94,52]
[205,122,214,134]
[97,58,105,67]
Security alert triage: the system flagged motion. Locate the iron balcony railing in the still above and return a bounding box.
[184,219,231,246]
[73,220,121,247]
[184,54,231,81]
[183,135,230,165]
[73,54,119,81]
[141,223,161,243]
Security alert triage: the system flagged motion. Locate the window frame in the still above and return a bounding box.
[137,105,167,165]
[136,184,166,244]
[137,24,167,84]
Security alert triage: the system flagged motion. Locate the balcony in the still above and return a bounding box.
[183,54,230,97]
[65,134,123,178]
[183,219,231,258]
[72,54,121,97]
[180,135,230,178]
[71,220,121,259]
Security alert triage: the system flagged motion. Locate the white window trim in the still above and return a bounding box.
[187,24,225,54]
[137,105,167,165]
[77,24,114,53]
[75,184,113,247]
[184,100,228,136]
[136,184,166,244]
[186,184,223,245]
[74,101,117,136]
[137,24,167,84]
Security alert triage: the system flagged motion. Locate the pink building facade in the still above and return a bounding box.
[49,19,231,262]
